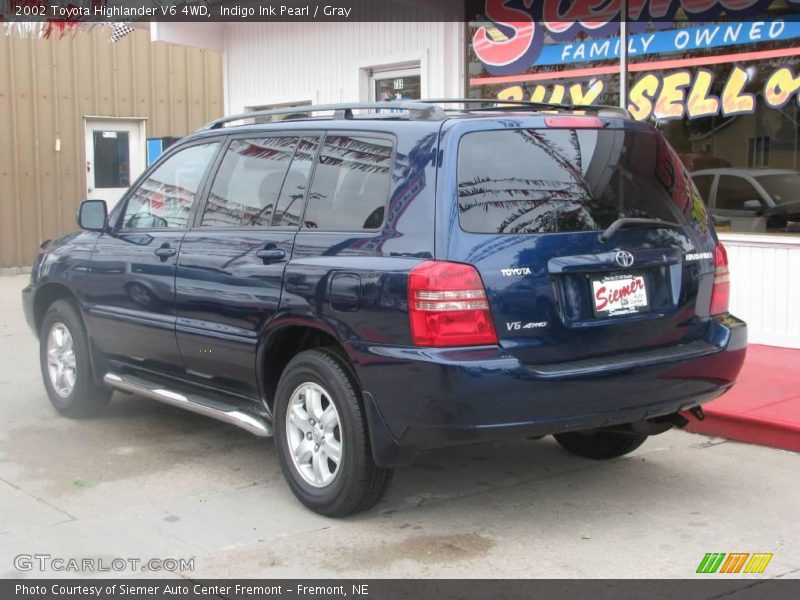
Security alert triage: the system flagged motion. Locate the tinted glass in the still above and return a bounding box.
[457,129,690,234]
[93,130,130,188]
[716,176,760,210]
[692,175,713,204]
[304,135,393,231]
[122,143,218,230]
[272,136,320,228]
[755,174,800,205]
[201,137,297,227]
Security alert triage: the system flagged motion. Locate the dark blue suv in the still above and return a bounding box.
[22,100,747,516]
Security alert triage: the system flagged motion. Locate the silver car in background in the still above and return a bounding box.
[692,168,800,234]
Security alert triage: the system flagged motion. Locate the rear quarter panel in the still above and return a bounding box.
[269,122,441,358]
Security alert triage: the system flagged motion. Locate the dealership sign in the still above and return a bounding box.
[473,0,800,121]
[629,65,800,120]
[472,0,800,75]
[538,19,800,66]
[496,64,800,121]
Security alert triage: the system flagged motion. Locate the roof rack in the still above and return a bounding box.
[200,101,448,130]
[419,98,631,119]
[199,98,632,131]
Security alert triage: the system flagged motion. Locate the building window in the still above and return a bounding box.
[93,131,130,188]
[748,137,771,168]
[367,63,421,103]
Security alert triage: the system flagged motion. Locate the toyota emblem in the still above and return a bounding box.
[615,250,634,268]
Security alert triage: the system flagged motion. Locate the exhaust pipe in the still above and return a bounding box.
[689,406,706,421]
[607,412,689,436]
[659,413,690,429]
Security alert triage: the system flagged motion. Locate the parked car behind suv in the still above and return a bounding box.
[22,100,747,516]
[692,168,800,233]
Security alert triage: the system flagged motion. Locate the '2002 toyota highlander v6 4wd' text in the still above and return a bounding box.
[22,100,747,516]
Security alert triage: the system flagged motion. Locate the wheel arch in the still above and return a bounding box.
[257,322,360,415]
[33,282,108,387]
[33,282,81,335]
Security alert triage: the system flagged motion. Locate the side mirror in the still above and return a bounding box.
[77,199,108,231]
[742,199,762,211]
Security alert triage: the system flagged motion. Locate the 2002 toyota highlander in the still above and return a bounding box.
[22,100,747,516]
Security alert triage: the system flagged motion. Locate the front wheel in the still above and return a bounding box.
[273,348,392,517]
[39,300,111,418]
[553,430,648,460]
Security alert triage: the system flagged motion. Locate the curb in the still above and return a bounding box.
[686,410,800,453]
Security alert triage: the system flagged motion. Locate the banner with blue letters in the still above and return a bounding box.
[535,19,800,67]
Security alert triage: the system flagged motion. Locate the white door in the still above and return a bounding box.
[84,118,146,209]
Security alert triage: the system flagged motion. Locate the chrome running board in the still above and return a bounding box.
[103,372,273,437]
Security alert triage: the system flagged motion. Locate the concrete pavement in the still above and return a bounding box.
[1,274,798,579]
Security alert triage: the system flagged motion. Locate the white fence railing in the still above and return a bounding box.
[719,233,800,349]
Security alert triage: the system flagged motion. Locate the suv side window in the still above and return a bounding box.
[716,175,760,210]
[121,142,219,230]
[303,134,393,231]
[201,136,298,227]
[272,136,320,228]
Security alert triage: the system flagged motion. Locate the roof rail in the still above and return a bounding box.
[198,99,632,131]
[199,101,448,130]
[420,98,631,119]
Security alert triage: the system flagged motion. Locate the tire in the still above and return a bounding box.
[39,299,112,418]
[553,430,648,460]
[273,348,393,517]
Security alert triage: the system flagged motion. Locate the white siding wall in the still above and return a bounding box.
[720,234,800,348]
[223,13,463,114]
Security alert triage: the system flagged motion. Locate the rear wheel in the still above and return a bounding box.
[39,300,111,418]
[554,430,648,460]
[273,348,392,516]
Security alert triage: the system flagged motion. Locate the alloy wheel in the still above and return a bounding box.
[285,382,343,488]
[46,322,76,398]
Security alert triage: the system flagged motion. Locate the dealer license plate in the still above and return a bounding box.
[591,273,649,318]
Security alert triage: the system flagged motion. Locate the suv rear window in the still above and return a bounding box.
[457,128,690,234]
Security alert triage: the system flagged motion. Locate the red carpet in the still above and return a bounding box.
[685,344,800,452]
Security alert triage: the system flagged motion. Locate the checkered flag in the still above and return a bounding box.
[110,22,135,43]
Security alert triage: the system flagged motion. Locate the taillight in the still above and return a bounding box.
[710,242,730,315]
[544,115,603,129]
[408,261,498,347]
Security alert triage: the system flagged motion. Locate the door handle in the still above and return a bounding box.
[154,245,177,259]
[255,248,286,263]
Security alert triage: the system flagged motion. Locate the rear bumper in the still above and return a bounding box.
[351,315,747,467]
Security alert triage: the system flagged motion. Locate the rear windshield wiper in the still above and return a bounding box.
[598,217,683,243]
